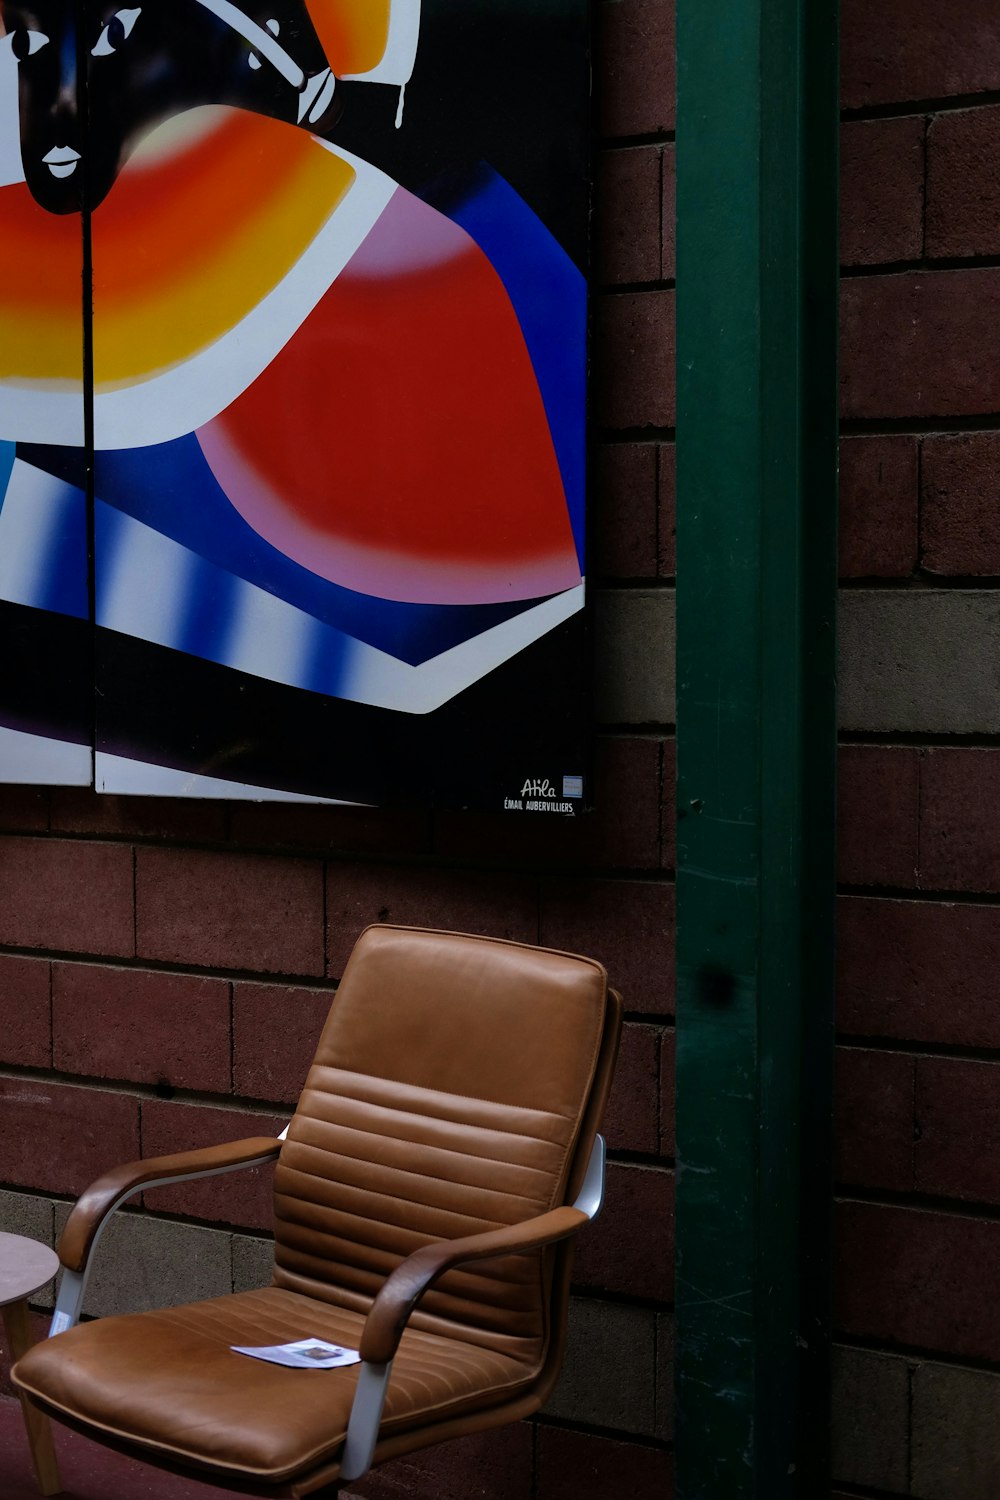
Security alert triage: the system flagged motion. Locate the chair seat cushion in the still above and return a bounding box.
[13,1286,540,1484]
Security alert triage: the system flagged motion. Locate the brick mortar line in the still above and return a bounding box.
[595,129,675,149]
[0,1181,282,1243]
[837,1180,1000,1221]
[599,282,677,297]
[595,425,676,442]
[829,1484,911,1500]
[593,578,676,589]
[593,570,680,582]
[0,1062,296,1115]
[838,575,1000,588]
[567,1284,673,1315]
[600,720,677,735]
[838,1187,1000,1224]
[596,277,676,294]
[841,414,1000,436]
[841,90,1000,124]
[835,1331,1000,1381]
[0,1061,677,1118]
[836,1035,1000,1065]
[842,254,1000,278]
[0,828,680,864]
[920,114,930,268]
[607,1150,674,1170]
[837,883,1000,905]
[906,1353,915,1498]
[6,964,676,1033]
[532,1411,673,1450]
[0,942,344,988]
[0,859,681,887]
[837,729,1000,747]
[915,423,928,580]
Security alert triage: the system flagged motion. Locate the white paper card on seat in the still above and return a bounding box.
[231,1338,362,1369]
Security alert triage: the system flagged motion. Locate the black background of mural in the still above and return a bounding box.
[331,0,590,269]
[97,614,589,807]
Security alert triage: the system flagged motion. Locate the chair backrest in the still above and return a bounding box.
[271,925,619,1366]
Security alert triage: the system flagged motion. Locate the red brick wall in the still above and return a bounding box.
[835,4,1000,1495]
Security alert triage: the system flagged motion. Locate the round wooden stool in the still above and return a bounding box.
[0,1232,61,1496]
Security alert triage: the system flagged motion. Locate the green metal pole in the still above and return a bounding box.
[673,0,838,1494]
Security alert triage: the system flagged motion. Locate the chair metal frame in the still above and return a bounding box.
[47,1128,606,1484]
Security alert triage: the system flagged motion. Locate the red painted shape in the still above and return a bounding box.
[201,191,577,605]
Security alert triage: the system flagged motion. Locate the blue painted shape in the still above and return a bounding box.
[0,442,16,509]
[95,438,542,668]
[95,500,352,697]
[39,476,89,619]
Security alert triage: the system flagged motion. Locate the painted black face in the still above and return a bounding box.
[1,1,332,214]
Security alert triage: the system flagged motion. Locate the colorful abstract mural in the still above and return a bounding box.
[0,0,588,807]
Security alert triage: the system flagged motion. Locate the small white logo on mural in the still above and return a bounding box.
[503,776,578,814]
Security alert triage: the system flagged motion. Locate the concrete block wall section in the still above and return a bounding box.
[834,3,1000,1494]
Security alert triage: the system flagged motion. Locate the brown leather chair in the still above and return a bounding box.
[14,925,622,1497]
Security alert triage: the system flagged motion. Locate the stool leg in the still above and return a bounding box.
[2,1299,62,1497]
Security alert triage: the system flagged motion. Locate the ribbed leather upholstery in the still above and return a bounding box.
[14,926,618,1491]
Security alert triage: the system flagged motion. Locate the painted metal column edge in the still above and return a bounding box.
[673,0,839,1492]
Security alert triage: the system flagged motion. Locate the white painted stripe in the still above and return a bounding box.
[0,384,84,447]
[224,572,318,687]
[192,0,304,87]
[96,509,195,645]
[342,0,421,85]
[90,142,396,449]
[339,584,586,715]
[95,752,353,802]
[0,459,80,612]
[0,726,91,785]
[93,509,585,713]
[0,47,24,186]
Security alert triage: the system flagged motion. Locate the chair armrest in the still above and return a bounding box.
[339,1134,605,1482]
[58,1137,282,1274]
[359,1203,587,1365]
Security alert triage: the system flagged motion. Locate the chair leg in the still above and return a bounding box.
[2,1299,62,1496]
